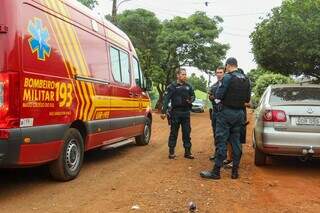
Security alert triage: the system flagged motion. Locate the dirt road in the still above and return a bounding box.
[1,111,320,213]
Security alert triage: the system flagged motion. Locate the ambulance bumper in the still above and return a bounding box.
[0,128,22,167]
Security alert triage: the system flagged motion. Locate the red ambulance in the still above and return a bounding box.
[0,0,153,181]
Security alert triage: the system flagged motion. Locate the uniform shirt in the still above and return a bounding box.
[162,81,195,114]
[209,81,221,107]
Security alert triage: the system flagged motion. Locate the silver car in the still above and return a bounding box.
[253,84,320,166]
[192,99,205,113]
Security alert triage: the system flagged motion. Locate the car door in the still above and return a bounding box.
[132,56,147,116]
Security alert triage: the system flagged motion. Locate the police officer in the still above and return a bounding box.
[161,68,196,159]
[200,57,251,179]
[208,66,225,160]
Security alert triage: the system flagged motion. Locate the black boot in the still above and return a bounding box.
[168,148,176,159]
[231,167,239,179]
[184,148,194,159]
[200,166,221,180]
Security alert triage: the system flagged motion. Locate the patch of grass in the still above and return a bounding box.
[195,90,207,100]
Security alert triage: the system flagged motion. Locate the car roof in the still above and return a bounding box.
[270,84,320,89]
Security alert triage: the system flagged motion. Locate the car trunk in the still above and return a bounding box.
[271,103,320,133]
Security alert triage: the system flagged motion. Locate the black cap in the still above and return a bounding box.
[225,57,238,66]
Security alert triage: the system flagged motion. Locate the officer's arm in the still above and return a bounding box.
[161,86,174,114]
[189,86,196,103]
[215,74,232,100]
[208,84,217,101]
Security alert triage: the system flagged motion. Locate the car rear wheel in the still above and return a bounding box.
[254,147,267,166]
[135,118,151,146]
[49,128,84,181]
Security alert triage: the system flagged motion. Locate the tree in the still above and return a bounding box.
[250,0,320,80]
[155,12,228,109]
[115,10,228,110]
[188,73,208,93]
[247,67,271,88]
[77,0,98,9]
[253,73,294,104]
[116,9,162,79]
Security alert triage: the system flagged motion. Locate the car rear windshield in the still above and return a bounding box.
[270,87,320,104]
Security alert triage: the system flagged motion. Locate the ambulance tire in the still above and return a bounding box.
[49,128,84,181]
[135,118,151,146]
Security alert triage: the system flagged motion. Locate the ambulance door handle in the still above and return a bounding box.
[129,92,138,98]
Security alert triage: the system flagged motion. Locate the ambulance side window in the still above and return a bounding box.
[119,51,130,84]
[133,57,144,88]
[110,47,122,82]
[110,46,130,85]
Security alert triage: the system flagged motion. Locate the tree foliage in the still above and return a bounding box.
[115,10,228,109]
[253,73,294,104]
[155,12,228,108]
[250,0,320,80]
[247,67,272,88]
[116,9,162,80]
[188,73,208,93]
[77,0,98,9]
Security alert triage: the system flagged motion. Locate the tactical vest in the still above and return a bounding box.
[223,72,250,109]
[171,83,193,111]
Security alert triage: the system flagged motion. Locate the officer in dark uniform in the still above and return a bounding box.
[208,66,225,160]
[238,68,250,145]
[161,68,196,159]
[200,57,251,179]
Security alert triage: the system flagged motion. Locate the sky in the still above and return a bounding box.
[95,0,283,78]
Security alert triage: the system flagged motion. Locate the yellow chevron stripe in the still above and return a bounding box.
[55,0,94,121]
[95,107,147,110]
[86,82,96,121]
[49,0,90,120]
[110,99,140,108]
[45,0,151,121]
[52,0,88,120]
[43,0,81,118]
[92,96,151,108]
[109,108,147,111]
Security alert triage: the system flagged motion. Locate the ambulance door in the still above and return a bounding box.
[132,56,146,117]
[108,45,136,140]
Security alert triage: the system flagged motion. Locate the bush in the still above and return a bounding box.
[252,73,294,106]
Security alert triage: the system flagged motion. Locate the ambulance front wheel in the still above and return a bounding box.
[135,118,151,146]
[49,128,84,181]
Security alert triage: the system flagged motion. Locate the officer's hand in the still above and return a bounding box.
[216,102,223,112]
[160,114,166,120]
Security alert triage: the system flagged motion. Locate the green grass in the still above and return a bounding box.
[195,90,211,108]
[195,90,207,100]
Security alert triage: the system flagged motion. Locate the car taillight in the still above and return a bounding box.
[0,72,20,129]
[263,110,287,122]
